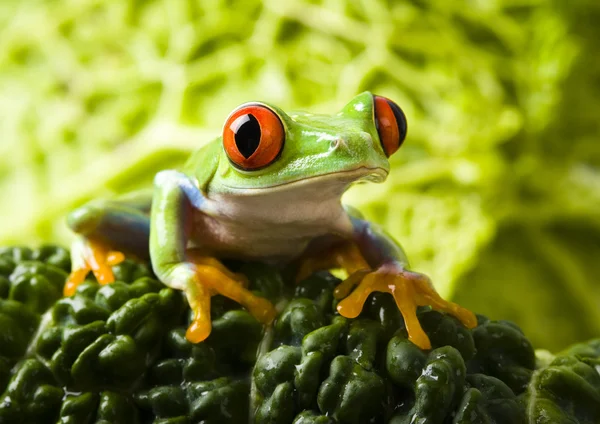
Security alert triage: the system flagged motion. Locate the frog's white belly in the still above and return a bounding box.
[190,188,353,261]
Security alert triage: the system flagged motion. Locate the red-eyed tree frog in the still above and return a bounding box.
[64,92,476,350]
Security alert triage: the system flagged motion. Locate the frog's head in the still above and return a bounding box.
[207,91,407,196]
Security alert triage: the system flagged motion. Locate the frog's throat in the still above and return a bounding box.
[219,166,388,194]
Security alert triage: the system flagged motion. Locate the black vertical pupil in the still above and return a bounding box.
[234,114,261,158]
[386,100,407,143]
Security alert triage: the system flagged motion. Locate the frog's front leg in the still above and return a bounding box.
[150,171,276,343]
[298,217,476,349]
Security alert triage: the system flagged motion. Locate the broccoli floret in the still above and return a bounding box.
[1,244,597,423]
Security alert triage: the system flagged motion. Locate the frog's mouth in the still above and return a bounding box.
[222,166,388,194]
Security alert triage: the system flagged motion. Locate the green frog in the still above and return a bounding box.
[64,92,476,349]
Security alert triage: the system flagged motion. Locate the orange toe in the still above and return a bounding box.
[64,268,90,296]
[334,267,475,350]
[186,319,212,343]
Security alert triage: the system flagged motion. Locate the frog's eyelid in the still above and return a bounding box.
[227,101,291,129]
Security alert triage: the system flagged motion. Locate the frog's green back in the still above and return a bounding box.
[183,138,222,192]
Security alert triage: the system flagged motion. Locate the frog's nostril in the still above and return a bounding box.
[330,138,349,150]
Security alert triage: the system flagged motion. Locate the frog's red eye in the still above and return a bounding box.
[373,95,407,157]
[223,104,284,170]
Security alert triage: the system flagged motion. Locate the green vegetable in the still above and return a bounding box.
[523,340,600,424]
[0,244,598,423]
[454,374,526,424]
[0,359,64,423]
[318,355,385,424]
[293,411,335,424]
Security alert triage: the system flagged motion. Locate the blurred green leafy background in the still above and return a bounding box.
[0,0,598,352]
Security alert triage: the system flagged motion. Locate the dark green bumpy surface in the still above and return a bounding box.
[0,246,598,423]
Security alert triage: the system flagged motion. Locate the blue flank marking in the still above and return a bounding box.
[101,210,151,258]
[155,170,206,211]
[178,174,206,210]
[350,215,399,265]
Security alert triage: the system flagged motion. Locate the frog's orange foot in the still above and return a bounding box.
[295,255,338,283]
[335,266,477,350]
[188,254,250,289]
[64,239,125,296]
[295,242,371,284]
[183,256,277,344]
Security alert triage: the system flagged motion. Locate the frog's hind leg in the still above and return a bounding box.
[65,237,127,295]
[65,191,152,296]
